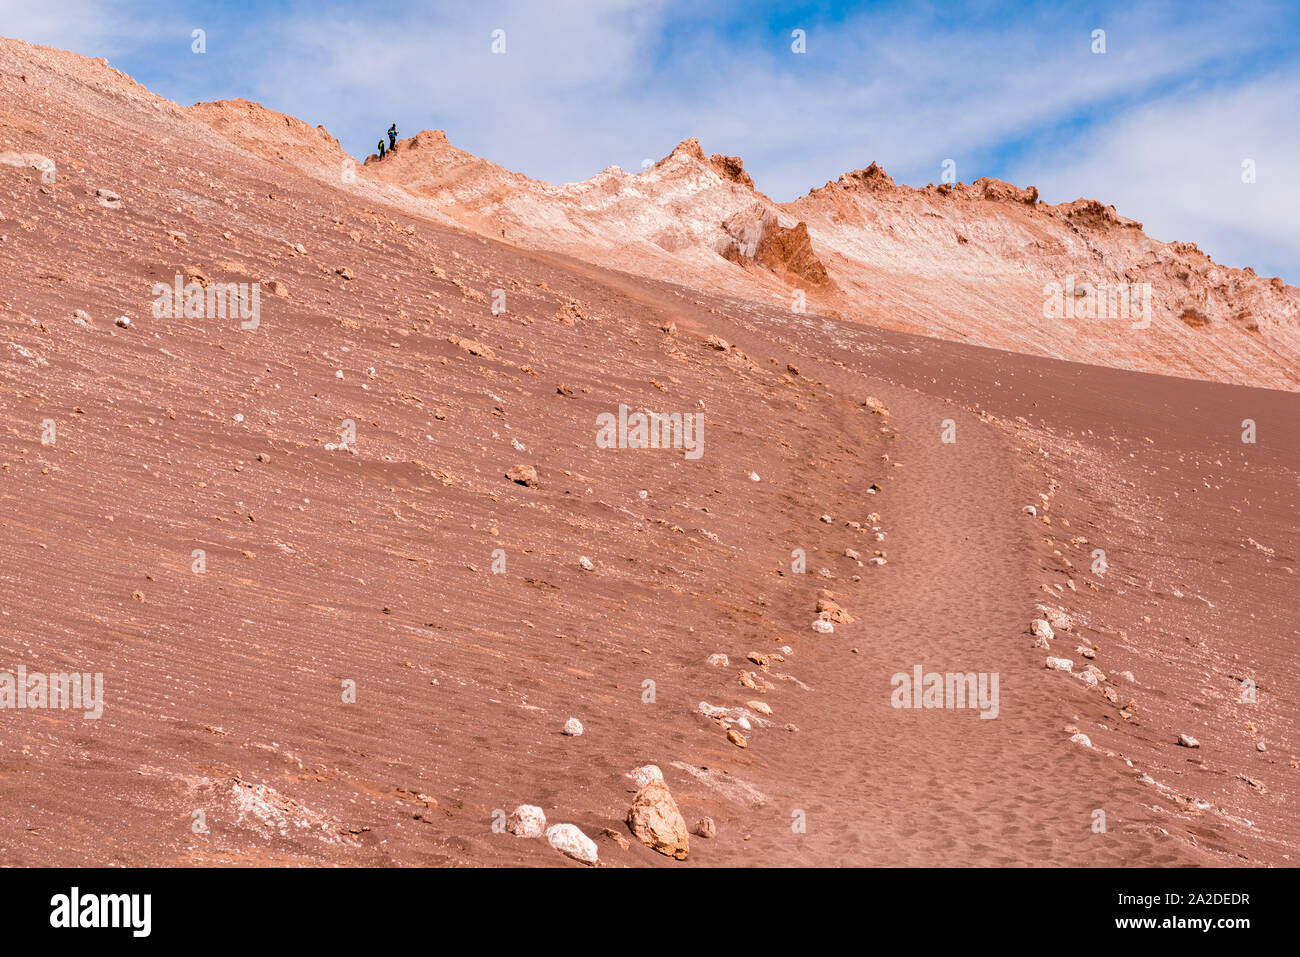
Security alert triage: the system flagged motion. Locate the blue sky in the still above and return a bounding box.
[4,0,1298,282]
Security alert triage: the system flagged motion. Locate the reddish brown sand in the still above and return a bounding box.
[0,39,1296,866]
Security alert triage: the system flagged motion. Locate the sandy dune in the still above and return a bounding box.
[0,38,1296,866]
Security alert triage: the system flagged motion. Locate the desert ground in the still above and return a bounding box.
[0,38,1296,866]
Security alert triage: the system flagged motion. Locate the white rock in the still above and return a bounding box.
[705,653,729,667]
[506,805,546,838]
[1119,670,1135,683]
[562,717,583,736]
[812,619,834,634]
[578,556,594,571]
[749,472,760,481]
[627,765,663,788]
[1030,619,1054,641]
[1069,733,1092,747]
[1045,656,1074,672]
[545,823,598,864]
[1047,610,1073,632]
[1023,505,1037,516]
[1076,670,1098,687]
[114,315,131,328]
[1177,733,1200,748]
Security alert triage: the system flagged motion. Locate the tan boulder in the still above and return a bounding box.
[626,780,690,860]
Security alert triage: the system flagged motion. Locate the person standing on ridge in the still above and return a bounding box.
[377,138,386,160]
[388,124,397,150]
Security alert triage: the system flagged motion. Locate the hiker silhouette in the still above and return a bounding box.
[388,124,397,150]
[377,138,386,159]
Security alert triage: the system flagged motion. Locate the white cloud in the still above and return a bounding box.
[1009,75,1300,282]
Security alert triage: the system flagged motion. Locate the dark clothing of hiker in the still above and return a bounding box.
[388,124,397,150]
[377,139,386,159]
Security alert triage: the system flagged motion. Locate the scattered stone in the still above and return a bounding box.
[1119,671,1135,683]
[562,717,583,736]
[114,316,131,328]
[694,817,716,839]
[627,765,664,788]
[1046,610,1073,632]
[626,780,690,859]
[506,464,538,487]
[1076,645,1095,659]
[747,700,772,716]
[706,653,729,667]
[1045,656,1073,672]
[1030,619,1054,641]
[545,823,598,864]
[812,619,834,634]
[578,556,594,571]
[1177,733,1200,748]
[72,309,92,327]
[1023,505,1037,517]
[1257,741,1267,752]
[1070,733,1092,748]
[726,728,747,748]
[819,514,832,524]
[746,652,770,670]
[256,452,271,463]
[506,805,546,838]
[816,595,854,623]
[95,188,122,209]
[451,336,496,359]
[601,827,630,850]
[336,266,354,280]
